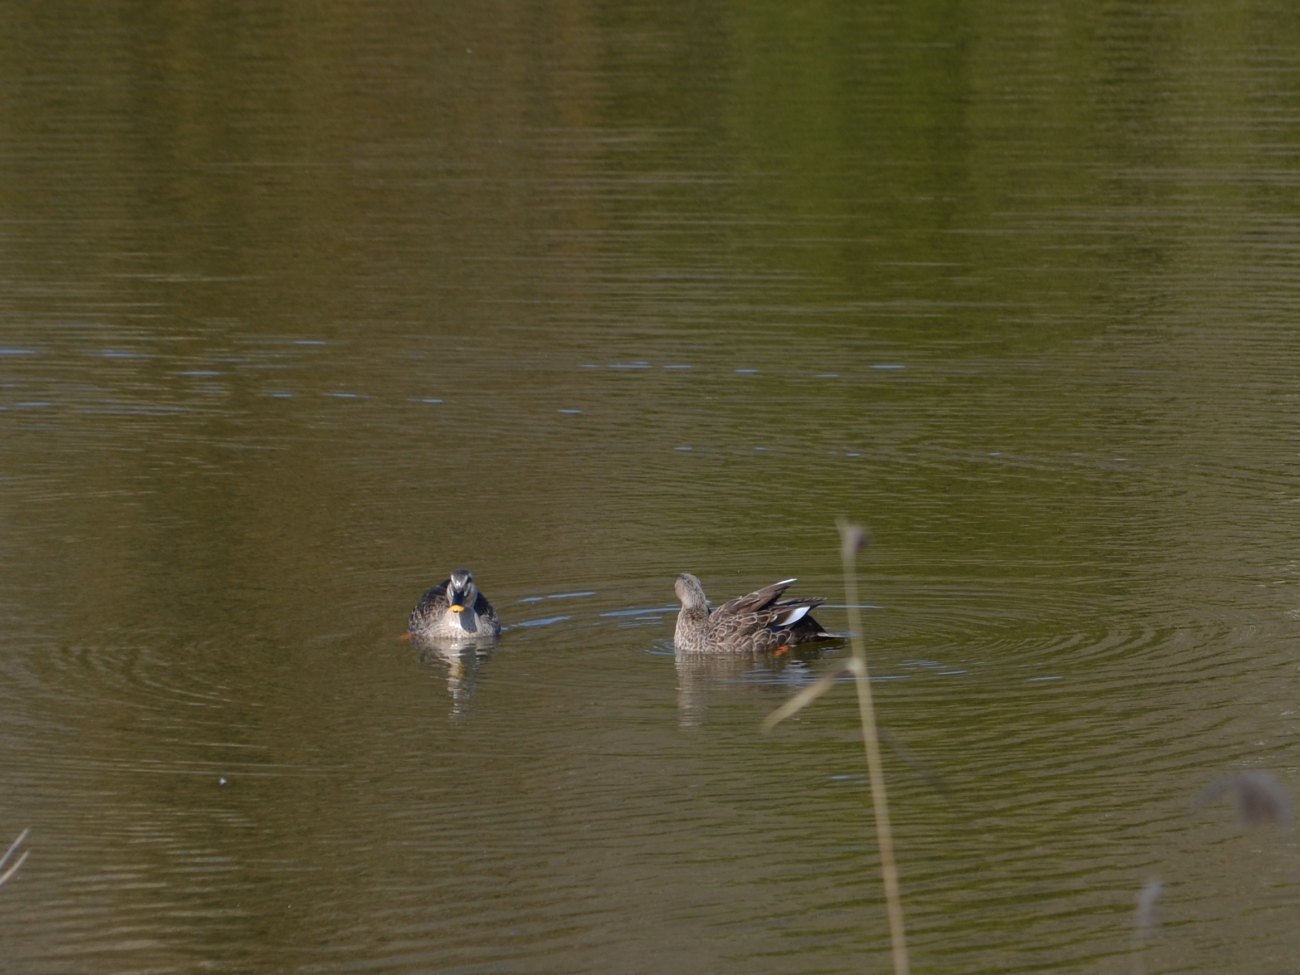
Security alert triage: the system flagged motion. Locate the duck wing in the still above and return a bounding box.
[472,590,499,624]
[411,578,452,618]
[714,578,799,618]
[716,579,826,636]
[764,597,827,631]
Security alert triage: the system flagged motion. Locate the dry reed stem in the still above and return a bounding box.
[0,828,30,888]
[760,664,855,732]
[1130,877,1163,975]
[836,519,909,975]
[763,523,909,974]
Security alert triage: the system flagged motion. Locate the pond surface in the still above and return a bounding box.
[2,2,1300,973]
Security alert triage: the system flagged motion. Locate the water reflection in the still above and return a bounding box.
[415,640,494,720]
[674,645,835,729]
[3,0,1300,971]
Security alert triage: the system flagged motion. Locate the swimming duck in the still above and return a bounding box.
[673,573,831,653]
[408,568,501,642]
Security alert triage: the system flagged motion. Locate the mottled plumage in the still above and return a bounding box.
[673,573,830,653]
[408,568,501,643]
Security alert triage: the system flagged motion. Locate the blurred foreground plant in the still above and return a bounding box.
[763,519,908,975]
[0,828,29,888]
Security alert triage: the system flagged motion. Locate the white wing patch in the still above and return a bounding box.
[776,605,810,627]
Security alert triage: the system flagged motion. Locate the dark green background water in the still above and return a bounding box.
[3,3,1299,972]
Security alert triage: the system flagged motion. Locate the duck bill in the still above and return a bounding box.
[449,603,466,614]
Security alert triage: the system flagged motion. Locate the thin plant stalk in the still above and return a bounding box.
[0,828,29,888]
[1130,877,1162,975]
[838,518,909,975]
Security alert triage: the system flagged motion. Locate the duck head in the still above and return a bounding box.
[447,567,478,613]
[674,573,709,612]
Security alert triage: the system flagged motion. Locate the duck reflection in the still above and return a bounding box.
[415,638,495,718]
[674,645,832,728]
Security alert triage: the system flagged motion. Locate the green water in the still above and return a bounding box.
[2,2,1299,972]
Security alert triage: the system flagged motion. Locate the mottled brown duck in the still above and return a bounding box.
[673,573,831,653]
[408,568,501,643]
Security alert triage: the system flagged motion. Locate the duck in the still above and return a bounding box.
[408,568,502,643]
[673,573,831,653]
